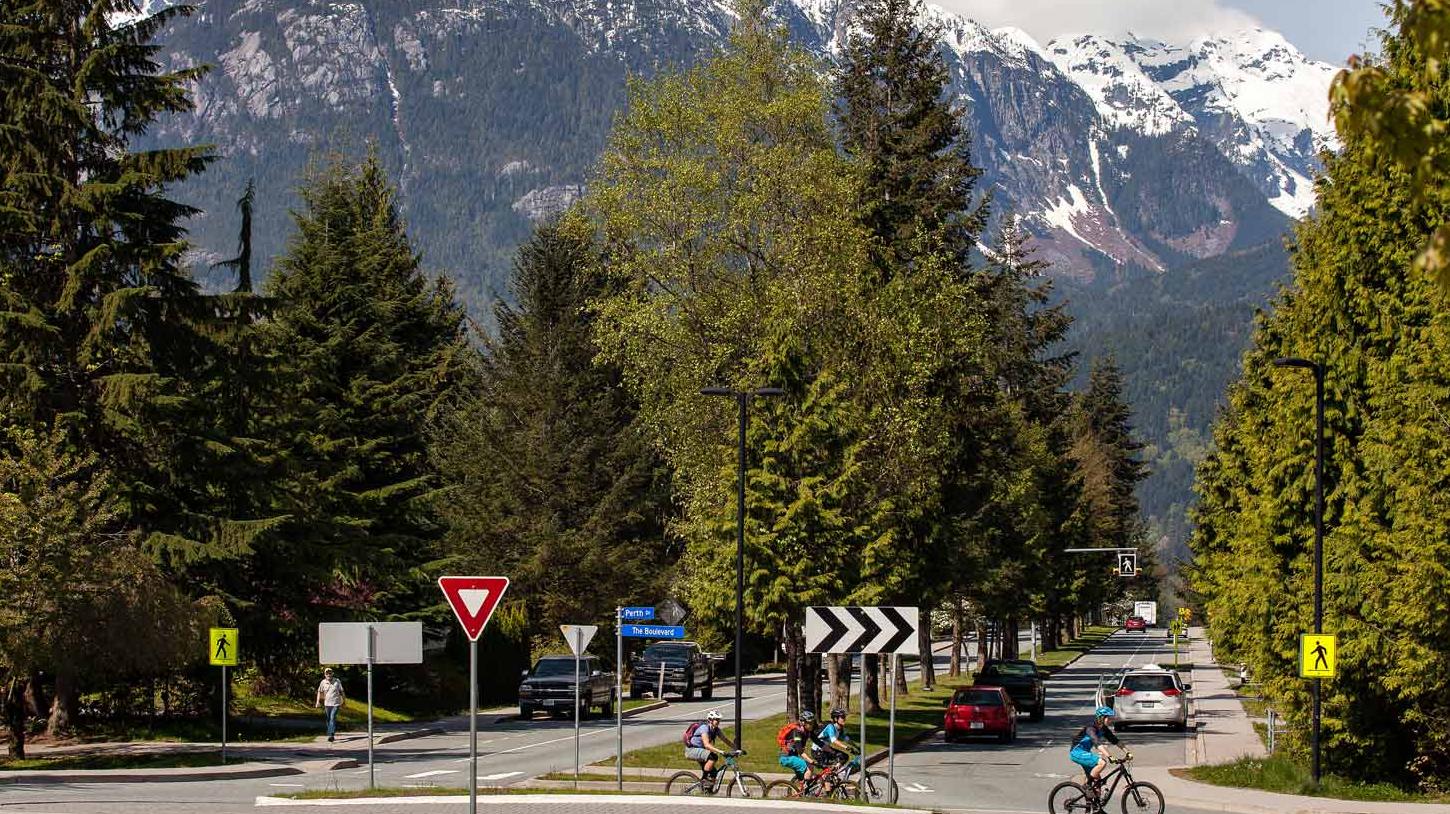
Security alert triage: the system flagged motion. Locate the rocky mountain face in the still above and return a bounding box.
[136,0,1336,556]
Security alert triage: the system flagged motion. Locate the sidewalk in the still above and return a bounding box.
[1136,767,1450,814]
[1188,625,1266,766]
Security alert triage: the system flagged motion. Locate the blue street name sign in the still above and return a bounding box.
[620,607,655,621]
[622,624,685,639]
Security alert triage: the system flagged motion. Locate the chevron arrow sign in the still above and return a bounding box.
[805,606,919,655]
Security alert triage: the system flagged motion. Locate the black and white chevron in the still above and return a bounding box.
[805,606,919,655]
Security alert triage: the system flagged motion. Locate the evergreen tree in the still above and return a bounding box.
[835,0,988,273]
[430,222,673,647]
[1193,14,1450,780]
[249,152,470,677]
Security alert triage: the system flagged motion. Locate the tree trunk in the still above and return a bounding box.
[863,654,882,714]
[894,653,907,696]
[1004,617,1019,659]
[949,604,963,677]
[47,670,77,736]
[974,620,988,672]
[918,613,935,690]
[4,677,28,759]
[829,654,850,712]
[784,621,800,722]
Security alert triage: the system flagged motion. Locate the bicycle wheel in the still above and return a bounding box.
[1049,781,1094,814]
[728,772,767,798]
[765,779,803,799]
[856,770,899,804]
[666,771,705,795]
[1119,781,1164,814]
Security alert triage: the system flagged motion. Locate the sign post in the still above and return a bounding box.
[317,621,423,789]
[209,628,238,764]
[439,577,511,814]
[560,624,598,787]
[806,606,918,802]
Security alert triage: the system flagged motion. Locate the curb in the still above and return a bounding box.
[1135,767,1450,814]
[0,760,305,785]
[254,792,935,812]
[376,727,445,744]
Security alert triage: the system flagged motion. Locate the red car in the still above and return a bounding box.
[1125,616,1147,632]
[944,686,1016,743]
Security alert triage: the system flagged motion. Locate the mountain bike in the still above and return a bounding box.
[1048,752,1164,814]
[766,753,899,804]
[666,751,765,797]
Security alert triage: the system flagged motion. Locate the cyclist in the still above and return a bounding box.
[811,707,857,769]
[684,709,737,784]
[1069,706,1124,791]
[777,710,819,781]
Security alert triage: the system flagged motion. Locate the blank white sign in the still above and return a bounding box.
[319,621,423,665]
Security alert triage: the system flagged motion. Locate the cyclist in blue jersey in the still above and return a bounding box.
[1069,706,1123,790]
[811,707,858,767]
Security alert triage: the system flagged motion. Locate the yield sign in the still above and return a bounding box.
[561,624,598,655]
[438,576,510,641]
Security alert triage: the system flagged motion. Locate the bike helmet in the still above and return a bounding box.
[799,710,816,723]
[830,707,847,720]
[1095,706,1115,718]
[706,709,723,721]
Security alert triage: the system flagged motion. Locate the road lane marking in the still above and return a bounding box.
[404,769,459,779]
[269,783,306,787]
[905,782,935,793]
[478,771,523,781]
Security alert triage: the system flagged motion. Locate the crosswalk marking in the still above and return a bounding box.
[404,769,459,779]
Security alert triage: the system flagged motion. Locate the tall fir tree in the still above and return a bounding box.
[247,152,470,677]
[430,222,674,648]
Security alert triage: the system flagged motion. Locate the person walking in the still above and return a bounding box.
[315,668,345,742]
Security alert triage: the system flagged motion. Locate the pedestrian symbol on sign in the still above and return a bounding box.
[1312,641,1328,671]
[215,637,230,661]
[1118,552,1137,578]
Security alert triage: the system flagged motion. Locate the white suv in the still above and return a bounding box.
[1107,665,1190,730]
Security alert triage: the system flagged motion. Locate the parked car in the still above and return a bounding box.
[518,655,616,719]
[1108,665,1190,730]
[1124,616,1147,632]
[629,641,716,700]
[944,686,1016,743]
[975,659,1047,721]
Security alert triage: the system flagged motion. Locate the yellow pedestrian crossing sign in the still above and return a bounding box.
[1299,633,1336,678]
[210,628,239,666]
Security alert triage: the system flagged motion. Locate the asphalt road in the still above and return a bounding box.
[0,631,1223,814]
[888,628,1211,814]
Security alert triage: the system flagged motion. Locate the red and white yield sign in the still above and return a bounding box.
[438,576,510,641]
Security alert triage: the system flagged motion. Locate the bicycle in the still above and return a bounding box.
[765,753,899,804]
[1048,752,1164,814]
[666,750,766,797]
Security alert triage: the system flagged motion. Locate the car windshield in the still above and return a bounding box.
[531,659,578,677]
[953,689,1004,706]
[642,645,689,662]
[1123,674,1177,692]
[984,663,1035,677]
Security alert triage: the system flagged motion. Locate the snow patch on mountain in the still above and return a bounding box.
[1045,35,1193,136]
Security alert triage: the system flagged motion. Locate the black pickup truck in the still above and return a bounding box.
[518,655,616,719]
[629,641,717,700]
[975,659,1047,721]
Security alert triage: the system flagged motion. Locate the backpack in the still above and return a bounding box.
[776,722,802,752]
[682,722,703,746]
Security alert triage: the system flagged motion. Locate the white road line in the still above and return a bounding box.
[478,771,523,781]
[268,783,306,787]
[404,769,459,779]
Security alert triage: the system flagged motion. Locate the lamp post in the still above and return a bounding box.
[1272,356,1325,785]
[701,385,785,743]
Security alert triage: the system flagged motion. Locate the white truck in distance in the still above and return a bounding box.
[1133,601,1159,626]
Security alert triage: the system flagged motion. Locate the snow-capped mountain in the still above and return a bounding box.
[137,0,1336,286]
[1045,28,1340,218]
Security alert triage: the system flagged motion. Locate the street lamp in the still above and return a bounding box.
[1272,356,1325,784]
[701,385,785,743]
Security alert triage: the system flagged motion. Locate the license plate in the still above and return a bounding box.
[1140,702,1157,708]
[970,722,984,729]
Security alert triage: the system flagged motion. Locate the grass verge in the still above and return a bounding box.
[539,772,665,783]
[0,750,225,771]
[1181,755,1449,803]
